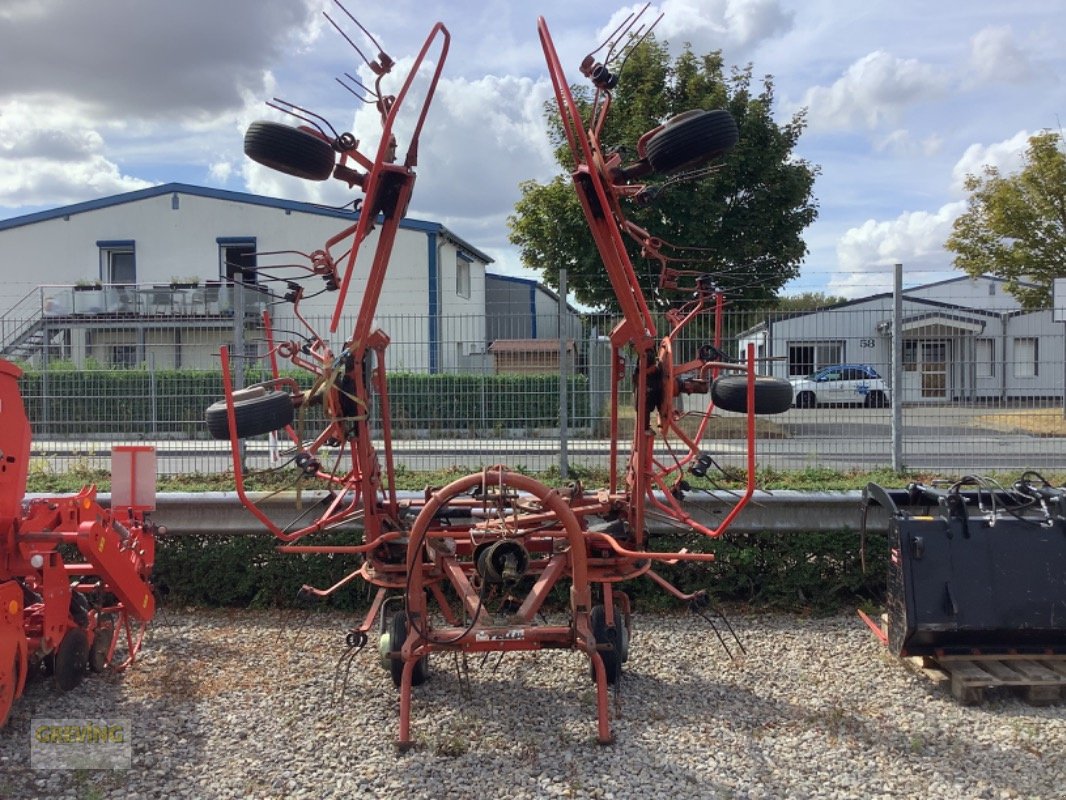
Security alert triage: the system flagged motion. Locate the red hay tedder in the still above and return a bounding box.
[206,3,792,747]
[0,360,158,727]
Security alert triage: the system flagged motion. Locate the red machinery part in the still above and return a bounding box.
[0,358,157,727]
[211,5,791,746]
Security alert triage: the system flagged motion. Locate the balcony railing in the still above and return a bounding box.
[33,281,268,319]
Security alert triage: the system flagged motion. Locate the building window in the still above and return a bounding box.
[902,340,918,372]
[97,240,135,284]
[787,340,843,376]
[975,338,995,378]
[1013,337,1038,378]
[111,345,137,368]
[218,238,257,284]
[456,254,471,299]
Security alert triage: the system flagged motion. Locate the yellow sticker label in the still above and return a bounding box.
[142,595,148,608]
[7,599,18,616]
[98,537,106,553]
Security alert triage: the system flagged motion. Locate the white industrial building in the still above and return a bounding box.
[739,275,1064,404]
[0,183,494,372]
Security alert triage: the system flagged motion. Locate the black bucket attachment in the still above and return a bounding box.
[863,479,1066,657]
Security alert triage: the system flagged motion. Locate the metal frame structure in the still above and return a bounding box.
[211,3,790,747]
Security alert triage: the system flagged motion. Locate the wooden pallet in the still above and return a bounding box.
[905,654,1066,705]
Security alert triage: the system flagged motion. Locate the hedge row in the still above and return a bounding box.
[16,368,590,436]
[153,529,889,614]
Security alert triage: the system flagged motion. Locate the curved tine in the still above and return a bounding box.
[584,5,641,63]
[603,5,657,66]
[255,248,315,260]
[335,75,374,104]
[344,72,378,98]
[332,0,389,62]
[612,12,664,75]
[266,99,339,140]
[330,645,361,706]
[324,12,375,71]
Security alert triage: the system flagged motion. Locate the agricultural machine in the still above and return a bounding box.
[207,4,792,746]
[0,359,158,727]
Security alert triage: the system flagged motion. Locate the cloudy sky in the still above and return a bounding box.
[1,0,1063,300]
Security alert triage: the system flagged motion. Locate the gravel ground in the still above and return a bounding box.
[1,607,1063,799]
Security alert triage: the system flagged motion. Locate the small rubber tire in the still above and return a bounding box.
[387,611,429,689]
[645,109,738,174]
[204,388,295,440]
[711,375,793,415]
[864,390,888,409]
[53,628,88,692]
[244,120,335,181]
[795,391,816,409]
[589,605,627,685]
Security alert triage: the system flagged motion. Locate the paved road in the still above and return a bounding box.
[27,403,1064,475]
[31,415,1064,476]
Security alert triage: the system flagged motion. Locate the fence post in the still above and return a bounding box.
[558,268,569,479]
[39,319,50,436]
[891,262,903,472]
[148,352,158,437]
[233,281,247,471]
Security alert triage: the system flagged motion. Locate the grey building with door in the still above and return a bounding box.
[739,275,1064,404]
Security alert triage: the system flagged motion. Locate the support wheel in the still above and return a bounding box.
[53,628,88,692]
[711,375,793,415]
[386,611,429,688]
[645,109,738,174]
[589,605,628,685]
[244,121,336,181]
[204,387,295,440]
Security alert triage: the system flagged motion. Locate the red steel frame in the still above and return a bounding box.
[0,359,158,727]
[217,8,765,748]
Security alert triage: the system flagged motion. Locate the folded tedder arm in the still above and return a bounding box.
[206,2,793,747]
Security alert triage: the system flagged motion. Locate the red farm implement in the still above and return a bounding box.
[0,360,158,727]
[206,3,791,747]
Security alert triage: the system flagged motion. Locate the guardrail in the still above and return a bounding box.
[51,490,885,536]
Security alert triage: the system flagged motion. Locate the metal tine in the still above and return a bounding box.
[331,0,390,68]
[584,4,645,63]
[266,99,339,141]
[604,6,660,68]
[335,74,376,104]
[330,643,363,707]
[323,12,375,74]
[715,603,747,656]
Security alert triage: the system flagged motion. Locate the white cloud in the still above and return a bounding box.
[209,161,234,183]
[0,97,150,207]
[950,130,1031,191]
[873,129,944,157]
[969,26,1033,84]
[600,0,792,58]
[831,201,966,296]
[802,51,947,131]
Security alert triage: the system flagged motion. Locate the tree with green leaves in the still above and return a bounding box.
[947,131,1066,310]
[773,292,846,312]
[509,38,819,311]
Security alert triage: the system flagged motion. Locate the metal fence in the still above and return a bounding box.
[4,291,1064,476]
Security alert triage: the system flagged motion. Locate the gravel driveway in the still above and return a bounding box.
[1,608,1063,799]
